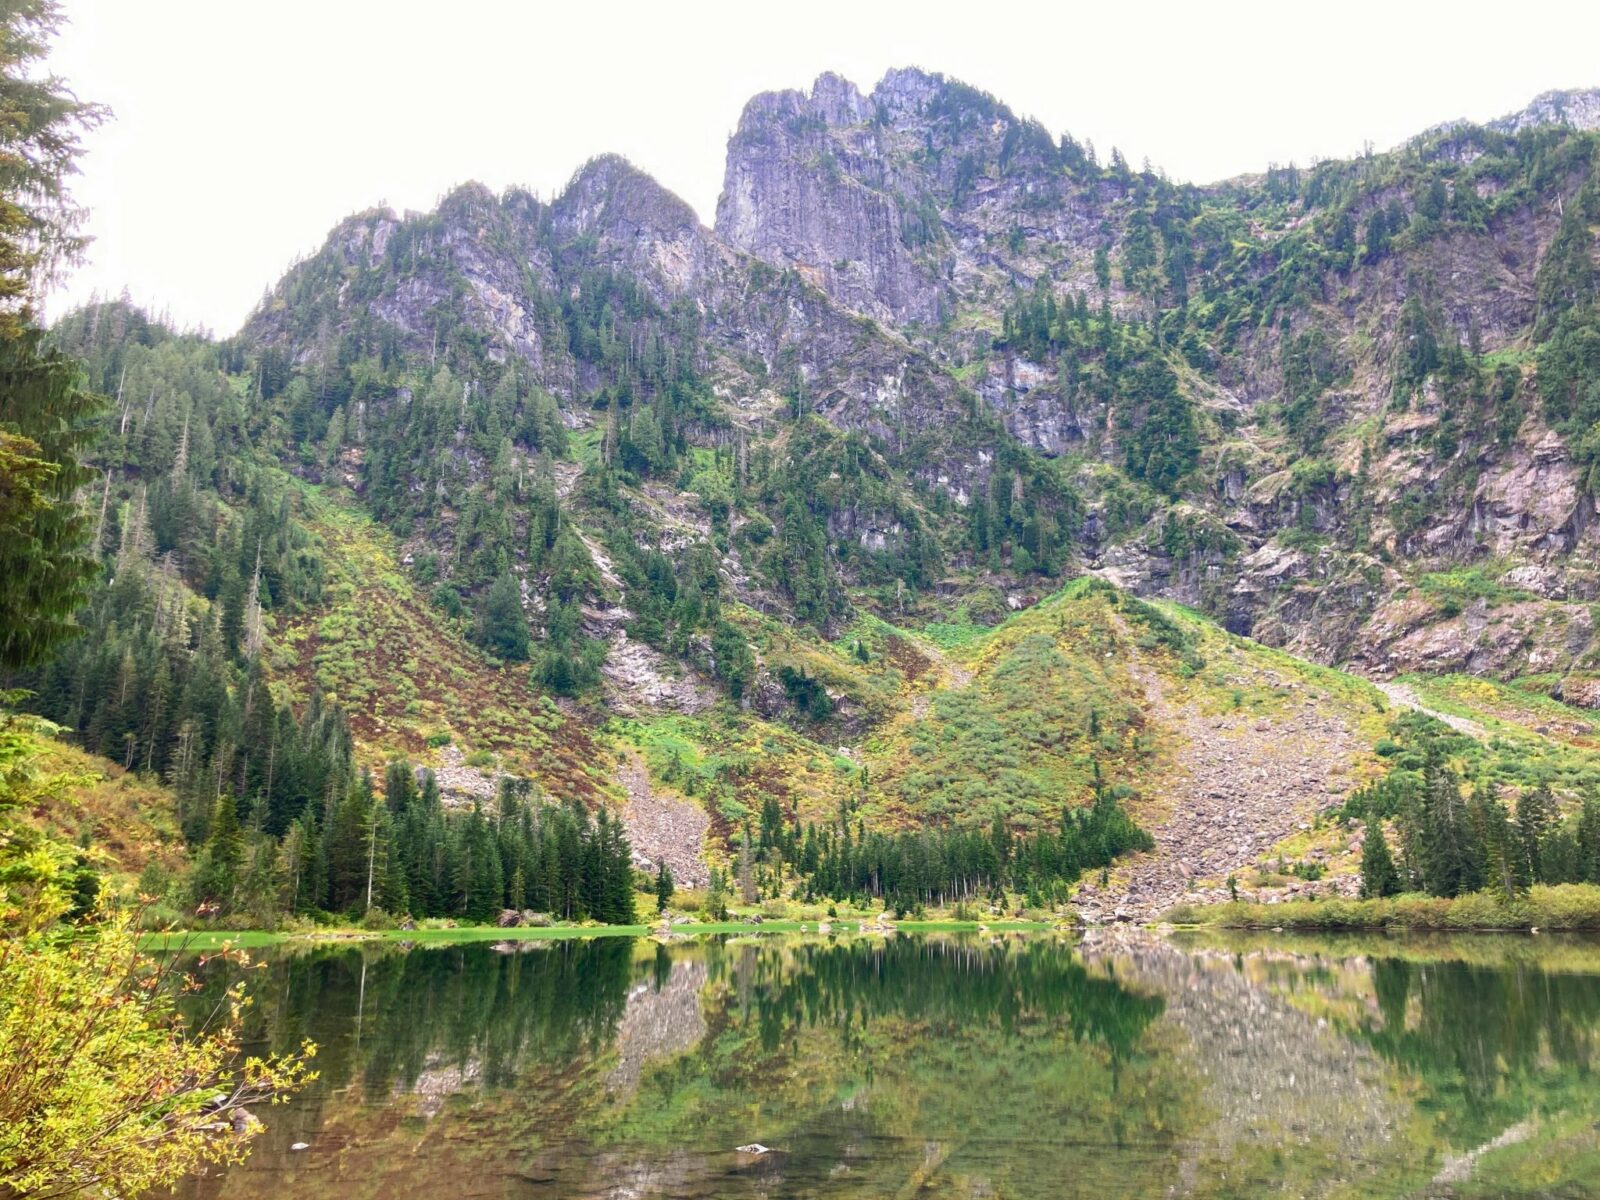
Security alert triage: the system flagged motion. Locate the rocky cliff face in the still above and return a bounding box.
[251,142,1041,523]
[716,68,1125,336]
[249,183,579,395]
[716,71,949,327]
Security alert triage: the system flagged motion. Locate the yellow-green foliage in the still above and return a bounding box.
[614,712,859,831]
[0,909,315,1197]
[1416,563,1535,612]
[282,487,615,805]
[1397,672,1600,796]
[0,713,185,892]
[1408,672,1600,740]
[731,603,899,722]
[1,713,313,1197]
[864,579,1388,834]
[631,575,1399,846]
[868,588,1152,832]
[1171,927,1600,973]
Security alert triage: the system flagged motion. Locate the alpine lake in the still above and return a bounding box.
[166,927,1600,1199]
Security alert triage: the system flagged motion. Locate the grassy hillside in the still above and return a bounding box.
[276,484,617,805]
[0,714,188,893]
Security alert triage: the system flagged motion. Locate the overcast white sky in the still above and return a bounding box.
[43,0,1600,335]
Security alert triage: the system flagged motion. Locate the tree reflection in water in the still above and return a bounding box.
[168,932,1600,1200]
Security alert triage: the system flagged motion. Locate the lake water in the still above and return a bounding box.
[171,929,1600,1199]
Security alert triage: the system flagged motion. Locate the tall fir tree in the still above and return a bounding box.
[1359,821,1400,899]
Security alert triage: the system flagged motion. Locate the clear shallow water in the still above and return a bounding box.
[170,930,1600,1199]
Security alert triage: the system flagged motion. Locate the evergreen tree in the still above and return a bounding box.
[463,805,504,921]
[654,861,674,914]
[476,571,529,661]
[0,3,105,670]
[1469,782,1523,901]
[325,774,375,912]
[0,331,104,669]
[1577,797,1600,884]
[1359,820,1401,899]
[1415,758,1484,898]
[189,793,242,908]
[1515,782,1555,885]
[0,1,106,330]
[705,865,729,921]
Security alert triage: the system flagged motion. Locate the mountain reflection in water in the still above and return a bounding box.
[168,929,1600,1199]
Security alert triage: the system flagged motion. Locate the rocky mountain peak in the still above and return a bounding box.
[554,153,702,241]
[197,66,1600,837]
[808,70,869,126]
[716,68,953,326]
[870,66,948,117]
[1490,87,1600,134]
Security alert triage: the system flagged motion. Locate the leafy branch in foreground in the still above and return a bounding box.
[0,904,315,1200]
[1,706,316,1198]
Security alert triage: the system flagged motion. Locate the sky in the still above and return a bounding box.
[44,0,1600,335]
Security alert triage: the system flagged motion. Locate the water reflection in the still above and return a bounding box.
[171,931,1600,1199]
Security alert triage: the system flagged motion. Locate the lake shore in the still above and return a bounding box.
[143,882,1600,948]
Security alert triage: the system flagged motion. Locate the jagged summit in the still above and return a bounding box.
[556,153,702,236]
[1491,87,1600,133]
[1417,86,1600,144]
[728,67,1015,136]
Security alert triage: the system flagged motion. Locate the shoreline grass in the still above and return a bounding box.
[1161,883,1600,932]
[140,918,1061,951]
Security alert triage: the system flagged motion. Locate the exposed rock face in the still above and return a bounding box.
[1489,87,1600,134]
[717,72,947,326]
[550,154,725,310]
[716,68,1121,334]
[421,744,506,809]
[702,69,1600,699]
[251,185,570,385]
[252,145,1014,515]
[601,631,716,719]
[978,353,1087,455]
[615,753,709,887]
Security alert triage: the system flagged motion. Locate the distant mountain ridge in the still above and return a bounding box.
[1416,86,1600,142]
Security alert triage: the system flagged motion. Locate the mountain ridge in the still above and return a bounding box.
[234,68,1600,686]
